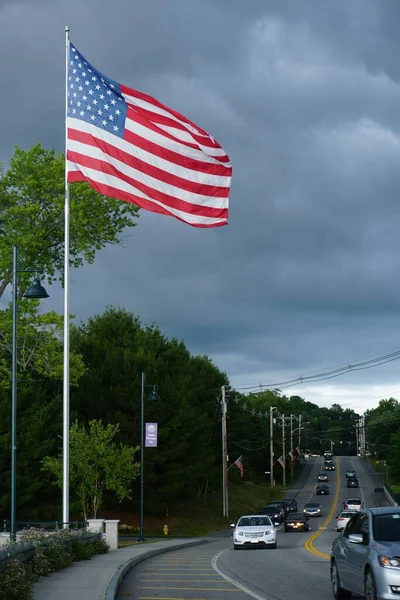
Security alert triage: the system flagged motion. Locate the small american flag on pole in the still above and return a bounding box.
[278,456,285,469]
[66,43,231,227]
[234,455,244,477]
[289,450,294,460]
[296,447,301,456]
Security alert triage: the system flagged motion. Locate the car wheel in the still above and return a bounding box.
[284,527,288,532]
[233,544,240,550]
[305,526,309,532]
[331,561,352,599]
[270,541,277,549]
[365,570,377,600]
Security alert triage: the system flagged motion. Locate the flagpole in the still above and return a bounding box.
[63,24,71,528]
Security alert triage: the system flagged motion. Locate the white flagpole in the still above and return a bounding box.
[63,24,71,527]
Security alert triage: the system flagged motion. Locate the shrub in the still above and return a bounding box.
[71,540,95,561]
[91,538,109,554]
[0,559,33,600]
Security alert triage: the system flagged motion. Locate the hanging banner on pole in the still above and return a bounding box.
[145,423,158,447]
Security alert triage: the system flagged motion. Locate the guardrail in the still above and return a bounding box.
[2,519,87,532]
[383,482,399,506]
[0,532,100,574]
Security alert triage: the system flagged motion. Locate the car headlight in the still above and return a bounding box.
[265,530,272,535]
[379,556,400,568]
[274,514,279,518]
[236,531,244,536]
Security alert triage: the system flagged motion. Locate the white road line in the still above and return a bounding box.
[351,458,365,507]
[212,548,267,600]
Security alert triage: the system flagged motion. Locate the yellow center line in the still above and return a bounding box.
[304,458,341,560]
[138,586,242,591]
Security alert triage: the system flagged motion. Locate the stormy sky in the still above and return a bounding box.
[2,0,400,412]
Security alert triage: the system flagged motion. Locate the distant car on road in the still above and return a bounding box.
[331,507,400,600]
[325,463,336,471]
[231,515,277,550]
[316,484,330,495]
[324,451,332,459]
[260,505,283,525]
[283,498,298,513]
[335,510,357,532]
[343,497,364,511]
[264,502,286,522]
[266,500,290,519]
[284,513,309,532]
[303,502,322,517]
[317,472,329,481]
[345,469,356,478]
[347,476,359,488]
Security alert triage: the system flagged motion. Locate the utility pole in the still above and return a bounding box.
[355,420,360,456]
[221,386,228,518]
[330,439,333,454]
[269,406,274,488]
[359,416,366,458]
[281,414,286,487]
[298,414,302,453]
[290,414,294,480]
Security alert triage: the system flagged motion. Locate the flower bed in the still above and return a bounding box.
[0,528,109,600]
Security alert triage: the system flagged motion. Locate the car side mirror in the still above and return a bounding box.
[230,523,235,528]
[348,533,363,544]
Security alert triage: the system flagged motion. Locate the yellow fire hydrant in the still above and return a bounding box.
[163,524,169,536]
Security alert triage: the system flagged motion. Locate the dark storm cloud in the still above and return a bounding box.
[2,0,400,405]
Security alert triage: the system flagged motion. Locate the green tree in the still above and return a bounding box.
[0,143,139,297]
[42,419,139,520]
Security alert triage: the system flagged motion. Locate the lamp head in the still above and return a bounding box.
[24,278,49,299]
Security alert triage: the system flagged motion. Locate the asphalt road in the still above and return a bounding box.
[117,456,383,600]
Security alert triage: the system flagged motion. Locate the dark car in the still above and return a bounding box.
[260,505,283,525]
[317,472,328,481]
[263,503,285,523]
[325,463,335,471]
[284,512,309,532]
[267,500,290,519]
[345,469,356,478]
[283,498,298,513]
[347,476,359,488]
[316,484,330,495]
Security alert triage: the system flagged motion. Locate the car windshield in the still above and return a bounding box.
[373,513,400,542]
[347,499,361,504]
[238,517,272,527]
[287,513,304,521]
[341,511,356,518]
[306,503,319,508]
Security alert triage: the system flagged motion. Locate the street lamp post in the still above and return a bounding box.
[139,371,160,542]
[11,245,49,541]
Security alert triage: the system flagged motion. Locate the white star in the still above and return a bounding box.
[73,92,77,98]
[88,89,94,95]
[68,75,71,81]
[92,76,97,81]
[110,83,115,88]
[82,71,86,77]
[102,119,107,126]
[72,48,77,53]
[86,105,92,111]
[78,86,83,92]
[75,77,80,82]
[85,80,90,86]
[88,68,92,73]
[99,94,105,100]
[97,109,103,116]
[80,110,85,116]
[70,83,74,89]
[82,95,87,101]
[78,62,82,68]
[92,99,98,105]
[72,68,77,74]
[108,114,114,120]
[104,104,109,110]
[77,101,81,107]
[106,89,112,95]
[111,99,116,105]
[101,78,105,83]
[90,115,96,121]
[95,84,101,90]
[72,108,76,114]
[113,125,119,132]
[70,61,74,66]
[115,109,121,115]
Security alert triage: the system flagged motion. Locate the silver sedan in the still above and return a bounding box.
[331,507,400,600]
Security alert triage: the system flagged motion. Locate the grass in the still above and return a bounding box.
[367,457,400,489]
[139,480,285,537]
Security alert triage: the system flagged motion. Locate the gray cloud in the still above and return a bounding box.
[2,0,400,407]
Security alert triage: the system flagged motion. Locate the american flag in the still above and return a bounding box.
[288,450,294,460]
[296,447,301,456]
[234,455,244,477]
[277,455,285,469]
[66,44,231,228]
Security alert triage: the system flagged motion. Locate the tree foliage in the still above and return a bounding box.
[0,143,139,297]
[42,419,139,520]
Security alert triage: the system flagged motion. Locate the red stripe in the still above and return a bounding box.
[126,103,222,150]
[126,107,231,164]
[67,168,227,228]
[121,83,211,137]
[67,149,228,219]
[67,128,229,198]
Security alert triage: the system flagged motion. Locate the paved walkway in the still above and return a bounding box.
[33,538,210,600]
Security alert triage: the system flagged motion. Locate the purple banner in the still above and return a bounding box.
[145,422,158,447]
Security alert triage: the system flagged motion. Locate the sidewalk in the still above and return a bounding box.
[33,537,210,600]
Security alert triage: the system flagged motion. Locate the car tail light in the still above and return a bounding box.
[344,504,347,509]
[338,518,344,521]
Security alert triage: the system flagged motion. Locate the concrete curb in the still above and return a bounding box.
[104,538,210,600]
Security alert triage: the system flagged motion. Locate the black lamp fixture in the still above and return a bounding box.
[23,278,49,299]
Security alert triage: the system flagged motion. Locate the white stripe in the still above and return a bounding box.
[154,124,229,158]
[68,116,231,171]
[67,160,226,226]
[211,550,268,600]
[124,113,231,167]
[68,138,229,209]
[123,92,209,138]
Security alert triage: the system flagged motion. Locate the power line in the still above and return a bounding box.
[235,349,400,392]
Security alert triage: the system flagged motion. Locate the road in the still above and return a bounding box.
[117,456,383,600]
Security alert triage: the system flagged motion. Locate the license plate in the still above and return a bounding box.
[251,539,259,543]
